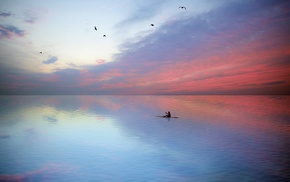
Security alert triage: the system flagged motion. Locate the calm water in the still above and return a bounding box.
[0,95,289,182]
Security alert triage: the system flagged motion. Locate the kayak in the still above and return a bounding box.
[156,116,178,119]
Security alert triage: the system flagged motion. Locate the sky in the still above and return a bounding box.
[0,0,289,95]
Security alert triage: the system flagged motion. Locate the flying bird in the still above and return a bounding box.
[94,26,97,31]
[151,24,154,26]
[103,35,106,37]
[179,6,186,10]
[39,52,42,54]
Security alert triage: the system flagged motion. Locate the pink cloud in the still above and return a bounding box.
[1,1,289,95]
[96,59,106,65]
[79,69,124,87]
[5,74,27,81]
[123,18,290,94]
[41,74,59,82]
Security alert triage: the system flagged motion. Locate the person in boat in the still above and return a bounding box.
[164,111,171,118]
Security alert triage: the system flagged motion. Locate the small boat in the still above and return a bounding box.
[156,116,178,119]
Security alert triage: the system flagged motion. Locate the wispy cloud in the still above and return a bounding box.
[42,56,58,64]
[0,0,289,95]
[24,10,41,24]
[0,24,25,39]
[115,1,168,29]
[43,115,58,123]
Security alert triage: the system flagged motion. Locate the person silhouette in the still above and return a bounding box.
[165,111,171,118]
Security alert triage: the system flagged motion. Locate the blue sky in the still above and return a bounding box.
[0,0,290,94]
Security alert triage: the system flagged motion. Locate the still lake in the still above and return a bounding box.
[0,95,289,182]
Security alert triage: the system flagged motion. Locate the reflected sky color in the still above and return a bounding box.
[0,0,290,94]
[0,95,289,181]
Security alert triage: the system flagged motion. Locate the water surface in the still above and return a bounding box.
[0,95,289,181]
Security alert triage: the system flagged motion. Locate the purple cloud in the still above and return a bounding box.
[0,24,25,39]
[0,0,290,95]
[42,56,58,64]
[0,12,11,18]
[25,17,37,24]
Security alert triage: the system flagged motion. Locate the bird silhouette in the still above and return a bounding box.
[94,26,97,31]
[179,6,186,10]
[103,35,106,37]
[151,24,154,26]
[39,52,42,54]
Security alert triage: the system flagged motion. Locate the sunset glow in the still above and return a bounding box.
[0,0,289,94]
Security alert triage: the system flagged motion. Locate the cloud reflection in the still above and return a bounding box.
[1,95,289,181]
[0,163,79,181]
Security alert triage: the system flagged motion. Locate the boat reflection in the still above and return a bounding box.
[0,95,289,181]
